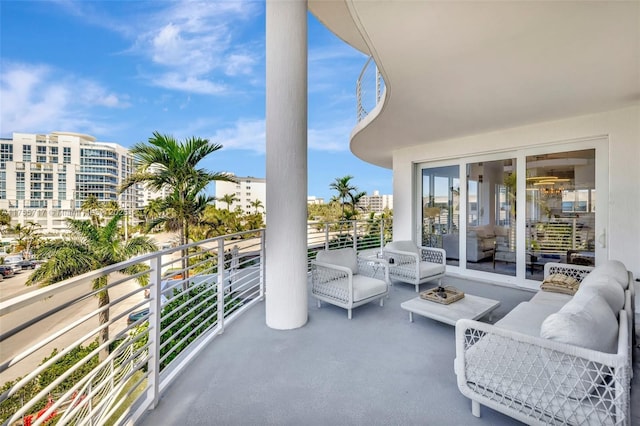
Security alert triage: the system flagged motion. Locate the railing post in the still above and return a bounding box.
[380,219,385,254]
[147,254,162,409]
[352,220,358,252]
[324,223,329,250]
[217,239,226,332]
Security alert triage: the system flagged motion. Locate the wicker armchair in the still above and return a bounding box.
[311,247,389,319]
[383,240,446,292]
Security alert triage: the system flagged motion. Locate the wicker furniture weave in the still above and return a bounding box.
[311,247,389,319]
[455,261,634,425]
[382,241,446,292]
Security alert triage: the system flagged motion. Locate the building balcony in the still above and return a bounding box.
[2,218,637,425]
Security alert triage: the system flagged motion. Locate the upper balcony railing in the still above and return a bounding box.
[0,218,391,425]
[356,57,385,122]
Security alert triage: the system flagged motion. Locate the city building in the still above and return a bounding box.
[307,196,324,205]
[215,175,266,214]
[356,190,392,213]
[0,132,138,235]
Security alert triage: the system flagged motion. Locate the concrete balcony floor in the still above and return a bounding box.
[140,276,640,426]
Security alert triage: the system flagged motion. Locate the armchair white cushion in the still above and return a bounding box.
[382,241,446,292]
[311,247,389,319]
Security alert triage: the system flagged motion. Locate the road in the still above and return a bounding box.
[0,235,187,385]
[0,270,144,384]
[0,267,39,302]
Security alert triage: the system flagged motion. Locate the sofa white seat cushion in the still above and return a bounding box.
[328,275,387,302]
[316,247,358,273]
[419,262,446,279]
[529,290,573,310]
[495,302,560,337]
[540,292,618,354]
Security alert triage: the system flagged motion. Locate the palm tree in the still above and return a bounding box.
[329,175,357,219]
[120,131,235,248]
[348,190,367,218]
[14,221,42,257]
[250,199,264,214]
[27,211,157,359]
[219,193,238,211]
[0,209,11,235]
[81,195,102,226]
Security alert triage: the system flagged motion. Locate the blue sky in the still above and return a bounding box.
[0,0,392,201]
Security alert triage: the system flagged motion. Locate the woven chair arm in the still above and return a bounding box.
[419,246,446,265]
[543,262,594,283]
[382,249,419,264]
[311,261,351,284]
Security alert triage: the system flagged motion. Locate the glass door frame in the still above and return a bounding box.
[415,137,608,289]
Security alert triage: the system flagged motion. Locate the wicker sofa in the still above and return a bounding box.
[455,260,634,425]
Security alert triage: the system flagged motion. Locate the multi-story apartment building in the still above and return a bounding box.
[356,190,392,213]
[0,132,138,236]
[215,175,266,214]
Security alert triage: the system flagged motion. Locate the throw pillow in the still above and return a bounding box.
[540,273,580,295]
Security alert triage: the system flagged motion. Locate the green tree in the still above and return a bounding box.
[329,175,357,219]
[120,132,234,248]
[249,199,264,214]
[330,176,366,219]
[13,221,43,256]
[348,190,367,218]
[219,193,238,211]
[0,209,11,235]
[27,211,157,359]
[81,195,102,226]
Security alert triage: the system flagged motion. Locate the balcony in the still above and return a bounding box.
[2,218,638,425]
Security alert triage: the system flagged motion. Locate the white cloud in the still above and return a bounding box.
[212,119,265,153]
[131,1,262,94]
[0,61,129,137]
[224,53,256,76]
[208,118,352,154]
[154,73,227,95]
[308,123,351,152]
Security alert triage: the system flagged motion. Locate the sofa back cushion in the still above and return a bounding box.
[578,273,625,313]
[386,240,419,255]
[317,248,358,274]
[540,292,618,353]
[586,260,628,290]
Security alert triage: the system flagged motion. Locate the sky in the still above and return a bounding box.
[0,0,392,202]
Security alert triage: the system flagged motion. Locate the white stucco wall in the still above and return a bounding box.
[392,105,640,278]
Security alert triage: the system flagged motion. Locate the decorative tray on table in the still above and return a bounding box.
[419,286,465,305]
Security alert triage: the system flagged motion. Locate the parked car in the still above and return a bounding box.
[18,260,36,270]
[4,255,24,273]
[0,266,15,278]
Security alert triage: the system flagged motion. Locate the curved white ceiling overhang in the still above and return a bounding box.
[309,0,640,169]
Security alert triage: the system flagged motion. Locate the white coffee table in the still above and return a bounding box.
[400,293,500,325]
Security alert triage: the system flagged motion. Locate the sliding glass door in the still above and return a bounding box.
[466,159,517,276]
[525,149,596,279]
[418,143,602,283]
[421,166,459,266]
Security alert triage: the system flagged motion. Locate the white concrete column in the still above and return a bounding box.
[265,0,308,329]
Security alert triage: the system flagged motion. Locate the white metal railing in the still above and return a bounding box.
[356,56,385,122]
[307,218,393,269]
[0,220,392,425]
